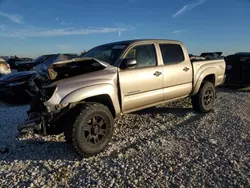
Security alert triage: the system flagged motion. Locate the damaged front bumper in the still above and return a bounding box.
[17,117,44,134]
[17,102,75,135]
[17,113,61,135]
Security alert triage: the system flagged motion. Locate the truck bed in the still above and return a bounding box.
[192,59,226,88]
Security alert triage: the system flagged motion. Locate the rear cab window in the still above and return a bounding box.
[159,44,185,65]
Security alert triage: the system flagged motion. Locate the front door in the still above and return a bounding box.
[118,44,163,113]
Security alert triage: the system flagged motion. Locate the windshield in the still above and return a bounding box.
[83,44,127,65]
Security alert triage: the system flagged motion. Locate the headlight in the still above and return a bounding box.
[8,81,26,87]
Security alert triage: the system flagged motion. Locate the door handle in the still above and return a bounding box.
[183,67,190,72]
[153,71,162,77]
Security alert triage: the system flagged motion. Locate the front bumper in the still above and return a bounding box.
[18,103,72,135]
[17,117,43,134]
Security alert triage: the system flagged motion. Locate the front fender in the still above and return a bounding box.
[192,68,217,96]
[60,84,121,116]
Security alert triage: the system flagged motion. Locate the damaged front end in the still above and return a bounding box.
[17,100,75,135]
[18,74,72,135]
[17,56,109,135]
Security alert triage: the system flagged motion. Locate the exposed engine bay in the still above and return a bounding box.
[20,56,110,135]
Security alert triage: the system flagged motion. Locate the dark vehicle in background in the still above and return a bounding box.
[200,52,224,60]
[224,52,250,87]
[0,53,78,103]
[0,71,36,102]
[5,55,56,72]
[189,54,206,61]
[2,56,33,72]
[13,54,77,71]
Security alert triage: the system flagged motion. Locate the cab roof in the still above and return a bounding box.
[98,39,182,46]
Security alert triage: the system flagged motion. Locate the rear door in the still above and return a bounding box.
[158,43,192,100]
[118,43,163,113]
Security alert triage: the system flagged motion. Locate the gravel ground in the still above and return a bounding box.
[0,87,250,187]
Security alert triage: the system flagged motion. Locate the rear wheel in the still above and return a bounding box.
[72,103,114,157]
[191,81,216,113]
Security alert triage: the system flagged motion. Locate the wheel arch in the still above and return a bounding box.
[84,94,116,117]
[60,84,121,117]
[192,69,216,96]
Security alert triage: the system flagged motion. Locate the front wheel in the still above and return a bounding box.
[191,81,216,113]
[72,103,114,157]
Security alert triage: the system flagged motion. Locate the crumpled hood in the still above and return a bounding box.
[0,71,36,81]
[48,65,117,89]
[36,57,110,82]
[40,65,118,106]
[28,57,116,101]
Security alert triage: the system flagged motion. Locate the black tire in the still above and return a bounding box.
[72,102,114,157]
[191,81,216,113]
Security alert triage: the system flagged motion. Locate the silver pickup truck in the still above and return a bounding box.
[18,39,226,156]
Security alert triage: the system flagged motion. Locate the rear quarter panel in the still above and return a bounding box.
[192,59,226,95]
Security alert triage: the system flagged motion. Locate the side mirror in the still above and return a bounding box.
[121,58,137,69]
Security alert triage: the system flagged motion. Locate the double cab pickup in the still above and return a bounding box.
[18,39,226,156]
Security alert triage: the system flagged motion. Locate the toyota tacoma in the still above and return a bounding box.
[18,39,226,156]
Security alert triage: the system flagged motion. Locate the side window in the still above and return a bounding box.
[160,44,185,65]
[125,44,157,68]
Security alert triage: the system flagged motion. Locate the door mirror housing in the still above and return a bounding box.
[120,58,137,69]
